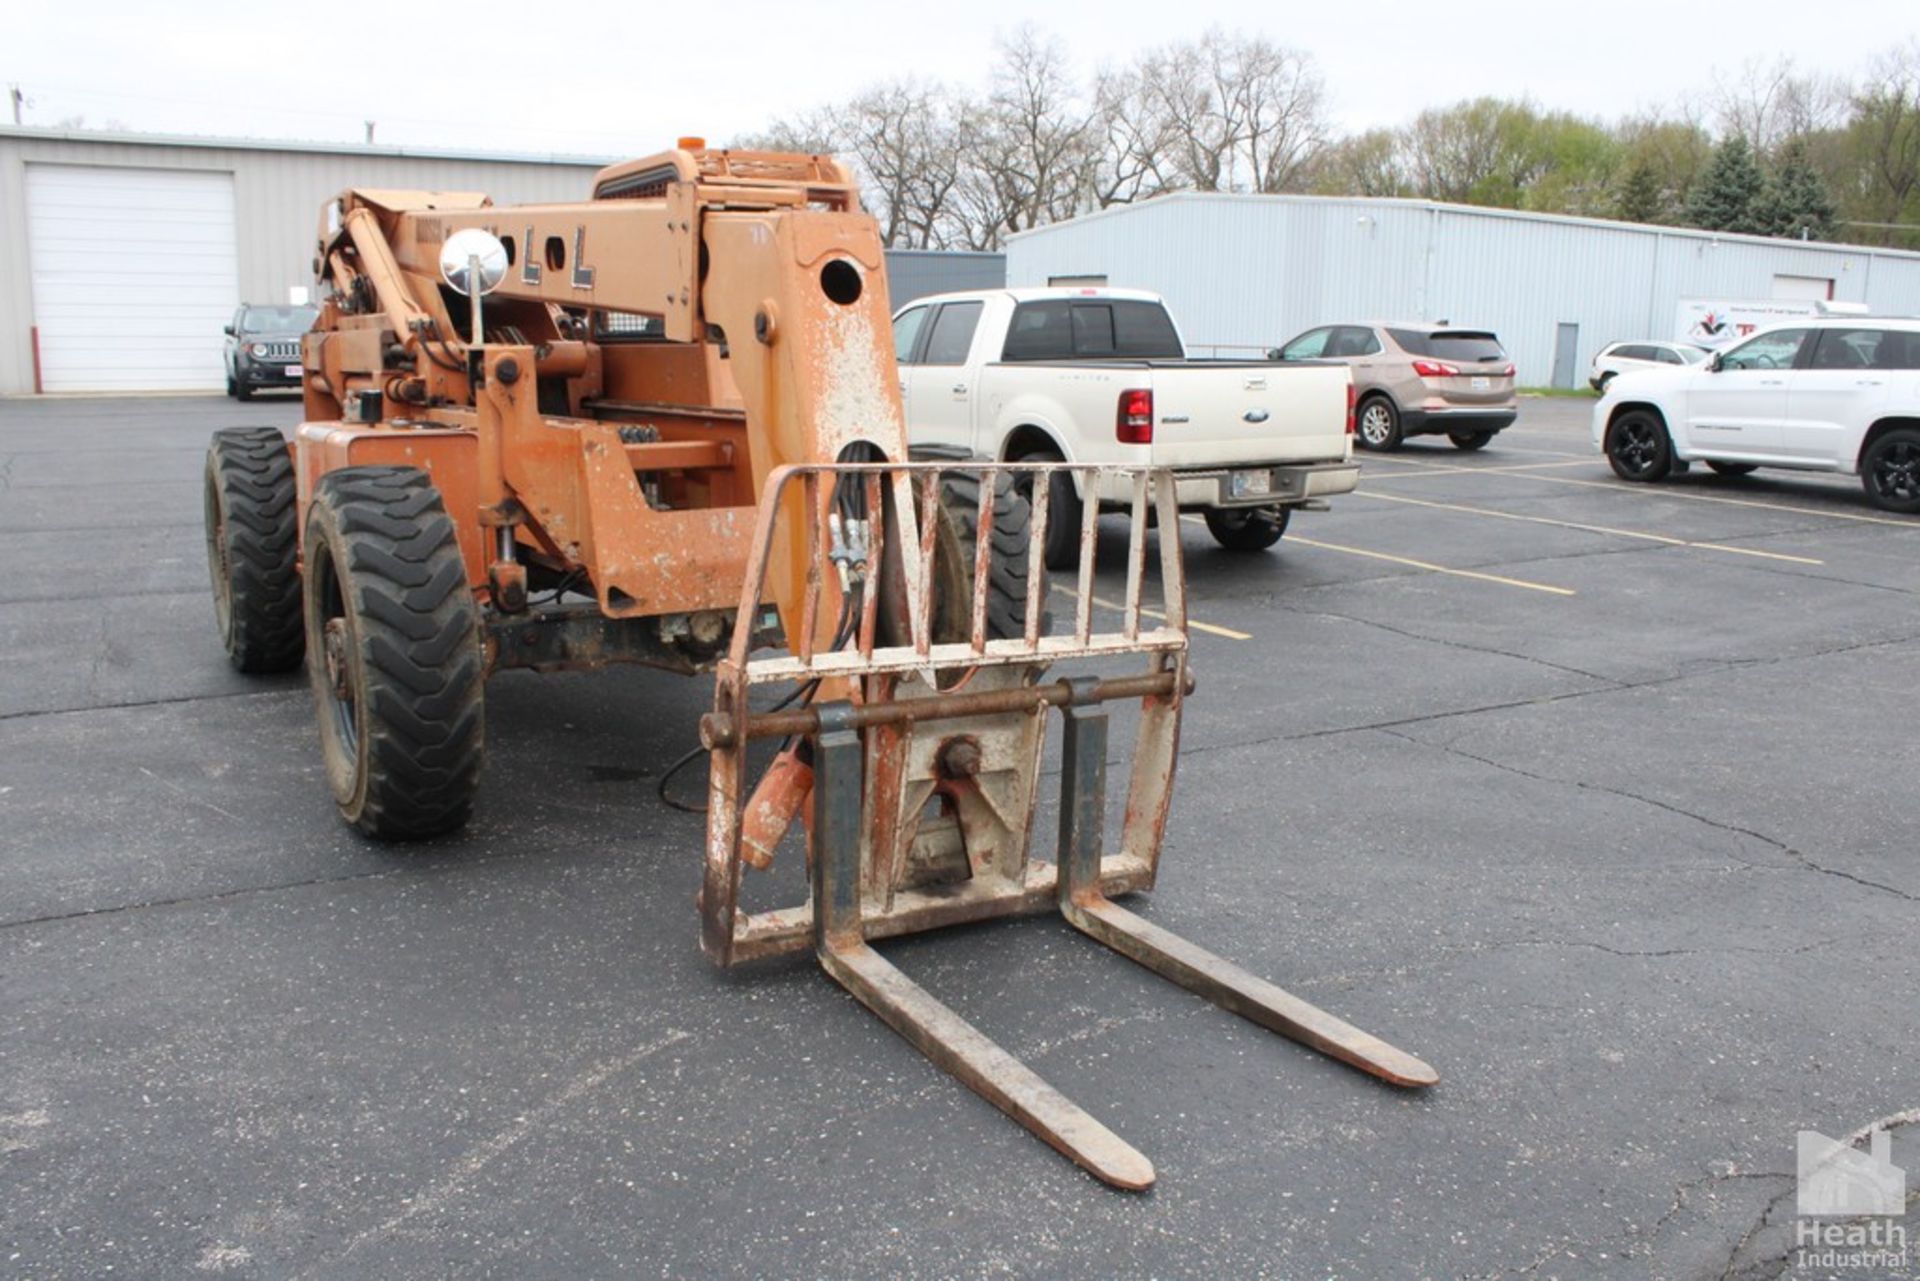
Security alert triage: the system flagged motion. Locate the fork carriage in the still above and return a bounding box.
[699,459,1436,1190]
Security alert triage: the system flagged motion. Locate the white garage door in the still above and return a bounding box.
[26,164,239,392]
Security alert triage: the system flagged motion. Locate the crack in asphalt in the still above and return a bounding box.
[0,685,302,724]
[1379,728,1918,904]
[1280,602,1623,684]
[1719,1108,1920,1280]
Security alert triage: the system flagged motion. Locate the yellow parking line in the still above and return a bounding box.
[1283,534,1577,596]
[1174,514,1574,595]
[1052,584,1252,641]
[1354,490,1825,565]
[1521,472,1920,529]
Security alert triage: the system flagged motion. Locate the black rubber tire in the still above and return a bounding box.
[235,380,254,402]
[940,469,1045,639]
[1861,427,1920,514]
[1010,450,1083,571]
[204,427,304,673]
[1706,461,1758,477]
[303,466,485,840]
[1355,395,1402,451]
[1204,505,1290,552]
[1448,430,1495,451]
[1606,409,1674,482]
[225,372,238,398]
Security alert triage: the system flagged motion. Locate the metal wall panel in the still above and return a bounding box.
[1006,193,1920,383]
[883,250,1006,308]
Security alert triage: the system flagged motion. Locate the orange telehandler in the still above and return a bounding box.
[200,142,1434,1187]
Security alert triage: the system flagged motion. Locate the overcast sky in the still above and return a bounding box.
[8,0,1916,157]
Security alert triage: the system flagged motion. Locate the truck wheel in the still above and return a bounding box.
[204,427,304,673]
[1605,410,1673,482]
[1448,430,1495,451]
[303,466,485,840]
[1355,396,1401,451]
[235,380,254,402]
[1861,428,1920,513]
[225,373,238,398]
[1204,505,1290,552]
[940,469,1045,639]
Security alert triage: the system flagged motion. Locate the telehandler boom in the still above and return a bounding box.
[200,142,1434,1188]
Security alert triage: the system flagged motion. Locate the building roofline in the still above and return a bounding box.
[0,124,618,168]
[884,248,1005,260]
[1006,189,1920,263]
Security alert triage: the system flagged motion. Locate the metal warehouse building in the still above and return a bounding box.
[0,128,621,395]
[1005,193,1920,385]
[0,127,1003,396]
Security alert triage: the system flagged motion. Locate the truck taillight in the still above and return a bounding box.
[1501,363,1516,378]
[1346,382,1357,436]
[1117,388,1153,444]
[1411,359,1460,378]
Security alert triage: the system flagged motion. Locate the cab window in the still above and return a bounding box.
[1719,328,1810,371]
[1279,328,1332,360]
[921,302,983,366]
[893,306,931,364]
[1327,326,1381,357]
[1808,327,1920,371]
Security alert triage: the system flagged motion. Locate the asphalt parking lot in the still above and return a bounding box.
[2,393,1916,1280]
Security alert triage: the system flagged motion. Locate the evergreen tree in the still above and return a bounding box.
[1613,160,1666,223]
[1764,139,1838,240]
[1686,134,1769,234]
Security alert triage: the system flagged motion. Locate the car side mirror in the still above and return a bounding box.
[223,325,234,336]
[1266,348,1284,361]
[1707,352,1724,372]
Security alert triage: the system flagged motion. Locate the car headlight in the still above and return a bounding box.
[248,342,268,357]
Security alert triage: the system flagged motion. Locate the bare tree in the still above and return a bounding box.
[1112,30,1329,195]
[1711,56,1848,154]
[948,26,1097,248]
[1402,98,1515,201]
[1844,40,1920,244]
[1301,129,1407,197]
[1086,62,1181,207]
[733,82,965,249]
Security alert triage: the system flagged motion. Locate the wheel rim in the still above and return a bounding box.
[1614,420,1659,475]
[311,542,359,758]
[204,472,233,634]
[1872,441,1920,503]
[1360,403,1392,445]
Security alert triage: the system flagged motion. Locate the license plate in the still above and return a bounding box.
[1470,376,1489,391]
[1229,470,1272,499]
[284,364,302,377]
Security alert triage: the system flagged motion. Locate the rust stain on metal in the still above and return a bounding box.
[272,144,1428,1194]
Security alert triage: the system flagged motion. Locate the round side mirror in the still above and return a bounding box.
[439,228,508,297]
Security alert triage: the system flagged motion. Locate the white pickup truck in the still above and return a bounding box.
[892,287,1358,563]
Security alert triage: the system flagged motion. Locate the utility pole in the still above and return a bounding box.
[9,84,25,127]
[364,120,375,145]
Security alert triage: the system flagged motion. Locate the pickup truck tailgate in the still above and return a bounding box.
[1145,362,1350,467]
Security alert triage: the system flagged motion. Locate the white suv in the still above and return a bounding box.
[1592,319,1920,513]
[1589,340,1710,391]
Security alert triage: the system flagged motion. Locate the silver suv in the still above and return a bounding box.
[1277,322,1518,452]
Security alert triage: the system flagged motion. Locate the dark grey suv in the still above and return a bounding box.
[223,304,318,400]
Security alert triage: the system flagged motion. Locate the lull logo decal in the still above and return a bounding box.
[571,226,595,290]
[522,225,541,285]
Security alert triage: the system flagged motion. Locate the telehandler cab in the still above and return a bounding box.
[201,142,1434,1187]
